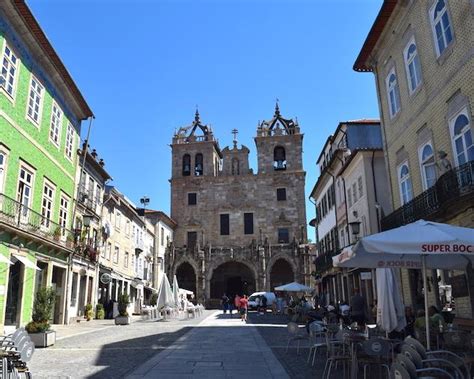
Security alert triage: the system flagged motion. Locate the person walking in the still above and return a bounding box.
[221,293,229,314]
[350,288,368,327]
[239,295,248,322]
[234,294,241,313]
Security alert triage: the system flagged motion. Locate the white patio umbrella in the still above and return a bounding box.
[332,219,474,348]
[157,273,174,311]
[274,281,313,292]
[376,268,406,333]
[172,275,180,307]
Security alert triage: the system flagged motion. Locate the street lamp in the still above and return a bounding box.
[349,221,361,242]
[82,214,93,228]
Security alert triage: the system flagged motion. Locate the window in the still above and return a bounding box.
[195,153,203,176]
[160,227,164,246]
[188,193,197,205]
[41,182,55,228]
[115,211,121,230]
[244,213,254,235]
[125,220,130,236]
[352,182,357,203]
[0,149,8,194]
[404,39,422,93]
[106,242,111,260]
[276,188,286,201]
[386,69,401,118]
[187,231,197,249]
[182,154,191,176]
[220,214,229,235]
[70,273,78,307]
[398,163,413,205]
[347,188,352,207]
[274,146,286,170]
[49,101,63,147]
[124,251,129,268]
[1,43,19,98]
[65,123,74,160]
[101,243,105,258]
[59,194,69,235]
[278,228,289,243]
[419,143,437,189]
[357,176,363,198]
[17,165,34,221]
[449,111,474,166]
[113,246,119,264]
[430,0,453,57]
[231,158,240,175]
[27,76,44,125]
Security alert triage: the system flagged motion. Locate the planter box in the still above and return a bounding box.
[29,330,56,348]
[115,316,130,325]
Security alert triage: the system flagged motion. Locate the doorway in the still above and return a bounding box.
[5,260,24,326]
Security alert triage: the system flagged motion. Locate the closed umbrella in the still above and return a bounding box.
[332,219,474,348]
[157,274,174,311]
[376,268,406,333]
[172,275,179,307]
[274,281,313,292]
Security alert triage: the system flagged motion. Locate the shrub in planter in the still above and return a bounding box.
[26,287,56,347]
[52,227,62,240]
[118,293,129,317]
[85,303,94,321]
[96,303,105,320]
[150,293,158,307]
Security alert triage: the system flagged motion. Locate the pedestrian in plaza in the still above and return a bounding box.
[239,295,248,322]
[261,294,268,315]
[404,306,416,337]
[221,293,229,314]
[350,288,368,327]
[234,294,241,312]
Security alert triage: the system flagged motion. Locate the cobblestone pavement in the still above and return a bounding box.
[29,311,214,378]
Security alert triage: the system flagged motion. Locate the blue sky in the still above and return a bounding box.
[28,0,381,241]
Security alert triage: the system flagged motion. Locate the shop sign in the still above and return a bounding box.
[100,273,112,285]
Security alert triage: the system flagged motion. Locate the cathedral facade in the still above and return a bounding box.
[166,105,311,305]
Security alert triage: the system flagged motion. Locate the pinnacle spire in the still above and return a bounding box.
[274,98,280,117]
[194,107,200,123]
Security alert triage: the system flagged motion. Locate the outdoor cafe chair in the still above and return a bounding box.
[285,322,309,355]
[322,329,352,379]
[400,344,465,379]
[307,321,327,366]
[404,336,469,378]
[355,338,391,379]
[394,353,455,379]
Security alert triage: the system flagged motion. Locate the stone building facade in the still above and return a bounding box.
[354,0,474,317]
[167,106,310,305]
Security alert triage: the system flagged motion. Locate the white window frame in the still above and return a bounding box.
[26,74,44,126]
[0,41,20,100]
[418,142,437,190]
[357,176,363,198]
[113,245,119,264]
[430,0,454,57]
[449,109,474,167]
[398,162,413,205]
[49,101,63,147]
[17,163,35,222]
[106,242,112,260]
[403,37,422,94]
[124,251,129,268]
[41,179,56,229]
[65,122,74,161]
[115,211,121,230]
[0,147,9,194]
[59,193,70,236]
[386,67,401,118]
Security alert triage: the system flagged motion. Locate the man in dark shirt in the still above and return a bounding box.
[350,288,367,326]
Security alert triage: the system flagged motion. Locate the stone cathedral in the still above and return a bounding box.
[165,105,311,306]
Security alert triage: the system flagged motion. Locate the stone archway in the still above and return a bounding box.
[210,261,256,299]
[269,258,294,290]
[175,261,197,296]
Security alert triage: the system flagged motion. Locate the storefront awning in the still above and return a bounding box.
[12,254,40,270]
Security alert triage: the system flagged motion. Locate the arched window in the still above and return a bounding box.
[398,163,413,205]
[195,153,203,176]
[430,0,453,57]
[182,154,191,176]
[419,143,436,189]
[404,39,422,93]
[386,69,401,118]
[231,158,240,175]
[450,112,473,166]
[274,146,286,170]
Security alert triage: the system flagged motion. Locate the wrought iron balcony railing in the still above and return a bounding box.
[382,161,474,231]
[0,193,75,249]
[314,247,342,275]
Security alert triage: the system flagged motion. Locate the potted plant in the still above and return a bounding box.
[96,303,105,320]
[115,293,130,325]
[26,287,56,347]
[85,303,94,321]
[150,293,158,307]
[52,227,61,241]
[66,233,75,248]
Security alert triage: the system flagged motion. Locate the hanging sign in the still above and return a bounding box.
[100,273,112,285]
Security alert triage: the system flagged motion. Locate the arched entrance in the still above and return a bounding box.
[176,262,196,295]
[210,262,255,299]
[270,258,294,290]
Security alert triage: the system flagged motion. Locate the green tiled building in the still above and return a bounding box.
[0,1,92,329]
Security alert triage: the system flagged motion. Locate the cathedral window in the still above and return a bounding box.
[187,231,197,249]
[274,146,287,170]
[244,213,254,235]
[195,153,203,176]
[220,214,229,235]
[182,154,191,176]
[188,193,197,205]
[277,188,286,201]
[231,158,240,175]
[278,228,289,243]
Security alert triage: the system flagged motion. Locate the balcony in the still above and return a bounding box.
[77,186,100,214]
[382,161,474,231]
[0,193,74,250]
[313,248,342,276]
[133,239,145,253]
